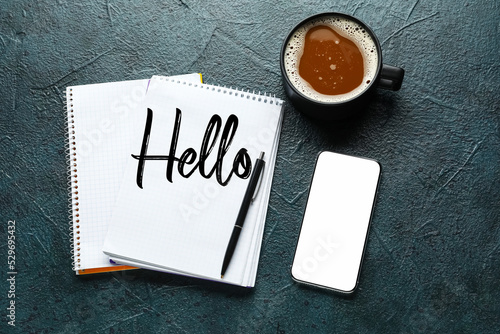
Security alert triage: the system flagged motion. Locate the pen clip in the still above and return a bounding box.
[251,165,265,201]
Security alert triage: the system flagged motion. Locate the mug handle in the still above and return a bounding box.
[378,64,405,91]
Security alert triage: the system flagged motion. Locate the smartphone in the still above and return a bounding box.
[291,151,381,293]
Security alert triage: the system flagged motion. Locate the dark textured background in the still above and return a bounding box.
[1,0,499,333]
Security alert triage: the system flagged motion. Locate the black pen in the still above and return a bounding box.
[221,152,266,278]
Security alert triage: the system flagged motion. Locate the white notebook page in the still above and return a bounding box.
[103,77,283,286]
[67,74,201,273]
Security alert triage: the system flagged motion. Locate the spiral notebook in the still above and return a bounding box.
[102,76,283,287]
[66,73,202,275]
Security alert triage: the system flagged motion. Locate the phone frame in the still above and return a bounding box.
[291,151,381,294]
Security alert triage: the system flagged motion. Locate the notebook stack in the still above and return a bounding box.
[66,73,283,287]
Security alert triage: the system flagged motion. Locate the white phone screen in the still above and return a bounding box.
[291,151,380,293]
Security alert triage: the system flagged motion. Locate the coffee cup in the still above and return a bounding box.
[280,12,404,120]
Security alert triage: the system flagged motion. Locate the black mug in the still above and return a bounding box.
[280,12,404,120]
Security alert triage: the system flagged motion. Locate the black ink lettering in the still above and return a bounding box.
[135,108,153,189]
[233,148,252,178]
[217,114,239,186]
[178,148,198,177]
[132,108,253,188]
[199,115,222,178]
[166,108,182,183]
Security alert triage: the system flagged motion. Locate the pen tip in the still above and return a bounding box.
[221,275,224,279]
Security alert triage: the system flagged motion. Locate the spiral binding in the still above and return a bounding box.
[65,88,81,271]
[152,75,284,106]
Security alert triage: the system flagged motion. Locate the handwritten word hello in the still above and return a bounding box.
[132,108,252,188]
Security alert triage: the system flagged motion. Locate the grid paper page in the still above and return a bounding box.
[103,77,283,286]
[108,107,284,286]
[67,74,201,273]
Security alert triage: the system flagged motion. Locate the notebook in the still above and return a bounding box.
[66,73,202,275]
[103,76,284,287]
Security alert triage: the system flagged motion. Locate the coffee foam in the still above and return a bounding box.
[284,15,379,103]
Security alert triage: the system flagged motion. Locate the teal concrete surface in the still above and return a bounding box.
[1,0,499,333]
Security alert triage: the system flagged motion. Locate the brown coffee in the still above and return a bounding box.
[283,14,379,103]
[298,25,364,95]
